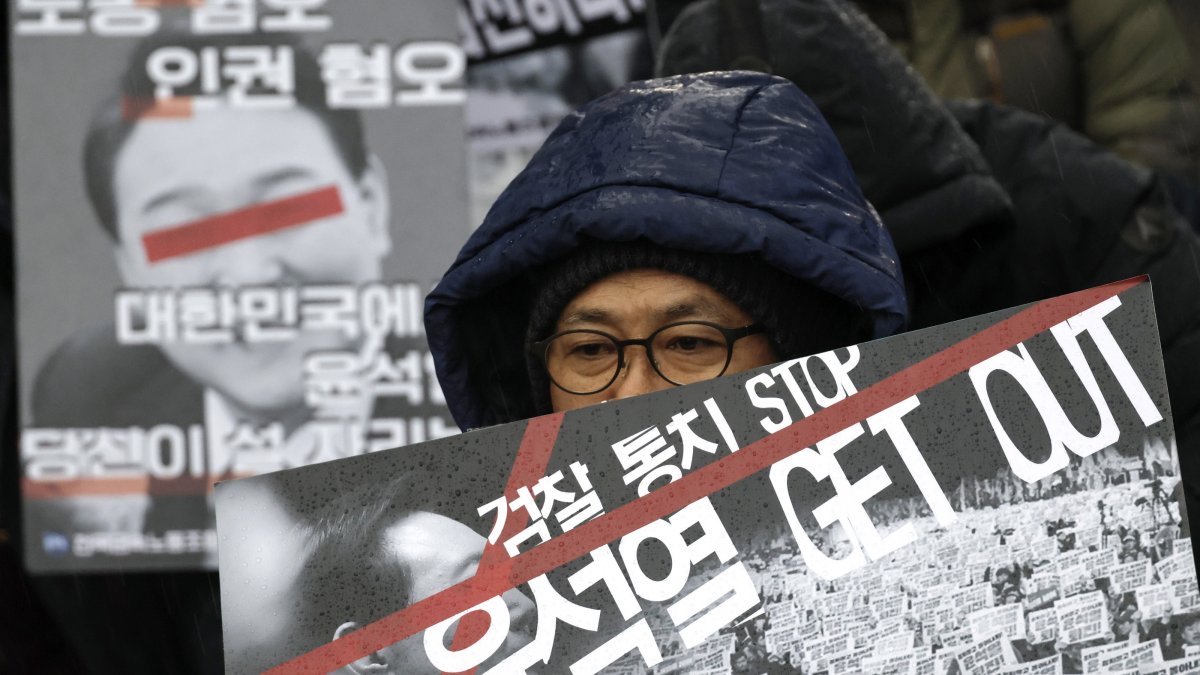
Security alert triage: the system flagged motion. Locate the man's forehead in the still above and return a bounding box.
[559,297,733,325]
[114,107,345,202]
[558,270,745,327]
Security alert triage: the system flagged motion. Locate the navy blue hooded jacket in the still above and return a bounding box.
[426,71,906,430]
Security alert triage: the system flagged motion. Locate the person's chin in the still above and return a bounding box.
[227,338,307,374]
[201,368,308,422]
[166,339,289,377]
[174,347,306,399]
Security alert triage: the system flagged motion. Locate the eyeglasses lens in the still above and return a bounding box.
[545,323,732,394]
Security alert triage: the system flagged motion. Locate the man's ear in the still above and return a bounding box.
[355,155,392,259]
[333,621,390,674]
[113,239,142,286]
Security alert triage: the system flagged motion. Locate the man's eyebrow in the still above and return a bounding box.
[659,298,734,323]
[252,166,318,191]
[561,298,737,327]
[560,308,615,326]
[139,167,318,221]
[454,552,483,579]
[140,186,205,216]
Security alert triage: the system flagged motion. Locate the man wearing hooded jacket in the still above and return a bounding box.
[422,70,899,672]
[425,70,905,429]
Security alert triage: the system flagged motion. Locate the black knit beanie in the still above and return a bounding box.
[525,240,871,415]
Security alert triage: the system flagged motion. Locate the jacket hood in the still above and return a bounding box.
[426,71,906,430]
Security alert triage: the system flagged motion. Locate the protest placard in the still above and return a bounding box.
[1060,563,1096,597]
[914,652,941,675]
[1108,560,1154,593]
[1056,591,1110,645]
[1136,584,1174,620]
[873,593,909,624]
[872,630,916,657]
[1031,536,1061,563]
[1170,576,1200,614]
[1027,587,1062,611]
[695,648,729,672]
[1082,643,1130,673]
[1155,552,1193,583]
[459,0,645,63]
[1028,607,1060,644]
[462,3,649,225]
[826,645,873,674]
[1081,549,1118,580]
[862,651,918,675]
[1000,654,1064,674]
[806,634,853,671]
[798,618,821,641]
[957,631,1016,675]
[216,281,1200,674]
[954,583,997,624]
[1137,656,1200,674]
[1176,538,1193,558]
[13,0,469,574]
[1097,641,1164,672]
[969,604,1025,643]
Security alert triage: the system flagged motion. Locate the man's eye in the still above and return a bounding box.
[667,335,720,352]
[569,342,614,358]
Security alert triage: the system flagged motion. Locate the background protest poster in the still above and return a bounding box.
[11,1,469,573]
[461,0,651,226]
[460,0,647,63]
[216,278,1200,674]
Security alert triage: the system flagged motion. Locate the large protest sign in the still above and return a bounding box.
[12,1,469,572]
[217,279,1200,673]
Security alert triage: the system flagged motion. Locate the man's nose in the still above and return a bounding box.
[212,237,286,287]
[608,346,670,400]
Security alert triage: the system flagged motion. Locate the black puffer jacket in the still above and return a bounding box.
[656,0,1200,534]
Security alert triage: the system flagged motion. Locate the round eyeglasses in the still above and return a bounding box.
[530,321,765,395]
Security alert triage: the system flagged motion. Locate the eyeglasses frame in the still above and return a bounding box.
[530,320,766,395]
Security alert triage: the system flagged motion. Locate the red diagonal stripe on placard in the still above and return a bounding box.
[141,185,343,263]
[444,414,563,675]
[266,277,1144,674]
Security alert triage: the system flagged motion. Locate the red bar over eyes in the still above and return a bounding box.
[141,185,344,264]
